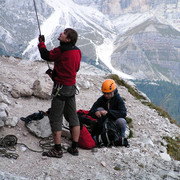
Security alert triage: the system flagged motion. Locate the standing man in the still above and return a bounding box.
[38,28,81,158]
[89,79,127,138]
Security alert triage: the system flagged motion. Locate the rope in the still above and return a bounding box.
[0,135,55,159]
[39,136,54,150]
[0,135,19,159]
[0,133,70,159]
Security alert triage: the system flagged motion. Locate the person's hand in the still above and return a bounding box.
[100,110,108,116]
[46,68,53,76]
[38,35,45,42]
[95,111,101,118]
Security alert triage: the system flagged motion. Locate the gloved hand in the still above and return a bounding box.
[46,68,52,75]
[38,35,45,42]
[46,68,53,79]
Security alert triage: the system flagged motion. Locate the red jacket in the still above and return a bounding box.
[38,42,81,86]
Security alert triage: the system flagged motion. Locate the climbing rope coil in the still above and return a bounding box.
[0,135,19,159]
[0,134,55,160]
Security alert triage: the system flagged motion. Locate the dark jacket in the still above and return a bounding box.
[89,89,127,120]
[38,41,81,86]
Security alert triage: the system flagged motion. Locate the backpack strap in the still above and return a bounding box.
[104,120,111,146]
[97,135,104,147]
[105,132,111,147]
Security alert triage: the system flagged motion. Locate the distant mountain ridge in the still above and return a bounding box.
[112,18,180,84]
[74,0,180,29]
[0,0,180,84]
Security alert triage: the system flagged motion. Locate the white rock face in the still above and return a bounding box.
[0,92,10,104]
[0,106,8,122]
[160,152,171,161]
[26,116,52,138]
[32,77,53,99]
[5,117,19,127]
[11,84,33,98]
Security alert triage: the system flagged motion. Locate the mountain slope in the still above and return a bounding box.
[0,56,180,179]
[0,0,53,57]
[111,18,180,84]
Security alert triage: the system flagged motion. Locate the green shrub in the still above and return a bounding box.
[163,136,180,161]
[126,117,133,138]
[143,102,178,126]
[126,117,133,128]
[128,129,133,138]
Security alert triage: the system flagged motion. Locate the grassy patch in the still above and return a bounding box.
[138,164,144,168]
[109,74,147,101]
[126,117,133,138]
[142,102,179,126]
[163,136,180,161]
[128,129,133,138]
[126,117,133,128]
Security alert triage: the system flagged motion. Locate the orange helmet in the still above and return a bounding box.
[101,79,116,93]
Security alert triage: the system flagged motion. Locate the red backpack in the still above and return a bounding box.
[78,123,96,149]
[77,109,97,126]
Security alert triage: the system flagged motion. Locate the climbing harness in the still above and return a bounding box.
[51,84,63,98]
[75,85,80,95]
[51,84,79,99]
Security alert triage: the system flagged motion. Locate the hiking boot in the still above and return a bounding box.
[42,148,63,158]
[67,147,79,156]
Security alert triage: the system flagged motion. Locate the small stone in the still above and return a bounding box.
[101,161,106,167]
[92,147,98,153]
[160,152,171,161]
[42,156,48,160]
[23,132,28,136]
[114,166,121,171]
[21,146,27,152]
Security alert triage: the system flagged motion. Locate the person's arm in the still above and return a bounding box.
[38,42,62,62]
[107,97,127,120]
[89,96,104,118]
[38,40,51,61]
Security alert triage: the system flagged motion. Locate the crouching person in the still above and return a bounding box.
[89,79,127,139]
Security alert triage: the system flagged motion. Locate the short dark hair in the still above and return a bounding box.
[65,28,78,46]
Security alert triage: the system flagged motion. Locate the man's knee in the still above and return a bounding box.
[116,118,127,128]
